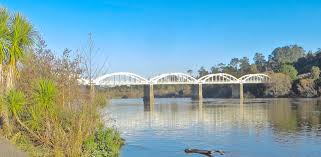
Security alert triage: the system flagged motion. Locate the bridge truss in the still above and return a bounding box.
[80,72,270,87]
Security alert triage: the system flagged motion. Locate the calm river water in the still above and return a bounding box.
[103,98,321,157]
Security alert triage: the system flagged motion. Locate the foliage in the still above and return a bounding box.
[6,11,34,89]
[249,64,258,73]
[239,57,250,74]
[295,79,318,97]
[265,73,292,97]
[84,126,124,157]
[295,50,321,74]
[0,8,9,64]
[311,66,320,80]
[197,66,208,78]
[0,7,123,157]
[2,53,122,156]
[253,52,266,72]
[315,78,321,95]
[5,89,25,117]
[33,79,57,108]
[93,92,109,107]
[187,69,193,76]
[269,45,305,64]
[279,64,298,80]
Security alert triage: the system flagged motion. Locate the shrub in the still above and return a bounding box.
[311,66,320,80]
[93,92,109,107]
[280,64,298,80]
[84,126,124,157]
[265,73,292,97]
[296,79,318,97]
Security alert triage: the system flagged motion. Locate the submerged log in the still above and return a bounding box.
[184,148,224,157]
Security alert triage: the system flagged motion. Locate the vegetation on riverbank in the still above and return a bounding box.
[191,45,321,98]
[0,7,123,156]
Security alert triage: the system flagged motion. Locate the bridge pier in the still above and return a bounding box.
[144,98,154,111]
[192,83,203,100]
[231,83,243,99]
[143,84,154,104]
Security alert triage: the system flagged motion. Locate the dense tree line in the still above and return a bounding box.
[190,45,321,98]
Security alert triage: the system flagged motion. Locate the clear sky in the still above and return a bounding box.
[1,0,321,77]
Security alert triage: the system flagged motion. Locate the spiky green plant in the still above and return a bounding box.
[33,79,57,109]
[5,89,41,141]
[30,79,57,141]
[5,89,25,116]
[6,12,34,89]
[0,8,9,89]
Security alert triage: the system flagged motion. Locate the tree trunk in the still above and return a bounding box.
[0,64,2,84]
[6,66,15,91]
[0,64,3,94]
[0,64,11,135]
[90,84,95,102]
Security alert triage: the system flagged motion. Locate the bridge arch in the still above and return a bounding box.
[93,72,149,86]
[150,73,198,84]
[198,73,239,84]
[239,74,270,84]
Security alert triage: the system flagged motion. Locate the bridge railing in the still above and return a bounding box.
[198,73,240,84]
[79,72,271,86]
[150,73,198,84]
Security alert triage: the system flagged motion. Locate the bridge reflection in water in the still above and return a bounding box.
[105,98,321,135]
[104,98,321,156]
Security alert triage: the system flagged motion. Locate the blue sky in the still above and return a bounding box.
[1,0,321,76]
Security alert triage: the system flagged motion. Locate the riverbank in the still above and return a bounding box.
[0,7,123,156]
[97,83,321,99]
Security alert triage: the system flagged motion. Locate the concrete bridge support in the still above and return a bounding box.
[192,83,203,100]
[143,84,154,104]
[231,83,243,99]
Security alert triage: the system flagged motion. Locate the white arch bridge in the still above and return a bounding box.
[80,72,270,100]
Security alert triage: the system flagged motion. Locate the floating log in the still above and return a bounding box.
[184,148,224,157]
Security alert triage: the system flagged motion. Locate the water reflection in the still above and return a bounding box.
[104,98,321,157]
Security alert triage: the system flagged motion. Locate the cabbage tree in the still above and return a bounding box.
[0,8,9,89]
[6,13,34,89]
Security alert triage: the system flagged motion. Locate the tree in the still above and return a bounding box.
[198,66,208,78]
[296,79,318,97]
[228,58,239,71]
[280,64,298,80]
[6,13,34,90]
[266,73,292,97]
[217,63,226,72]
[210,66,219,73]
[187,69,193,76]
[270,45,305,64]
[239,57,250,75]
[250,64,258,73]
[311,66,320,80]
[253,52,266,72]
[80,33,109,97]
[0,8,9,90]
[225,58,240,76]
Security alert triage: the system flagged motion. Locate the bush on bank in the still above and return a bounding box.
[0,7,123,157]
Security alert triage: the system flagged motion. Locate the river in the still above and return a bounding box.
[103,98,321,157]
